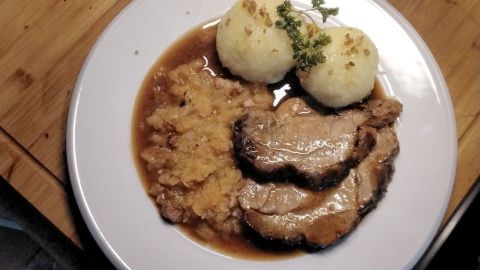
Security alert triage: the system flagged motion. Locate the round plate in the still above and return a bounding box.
[67,0,456,269]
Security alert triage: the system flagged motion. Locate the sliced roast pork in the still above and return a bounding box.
[357,127,399,214]
[233,97,402,189]
[239,127,399,247]
[240,173,359,247]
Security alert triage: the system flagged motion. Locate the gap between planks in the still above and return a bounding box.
[0,127,81,247]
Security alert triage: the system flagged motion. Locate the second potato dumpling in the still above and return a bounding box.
[216,0,296,83]
[297,27,379,108]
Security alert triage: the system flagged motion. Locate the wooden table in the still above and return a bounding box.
[1,0,479,259]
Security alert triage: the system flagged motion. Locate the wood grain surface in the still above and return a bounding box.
[1,0,479,251]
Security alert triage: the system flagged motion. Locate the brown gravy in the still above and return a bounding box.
[132,21,385,260]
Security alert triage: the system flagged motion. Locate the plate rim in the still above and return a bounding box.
[66,1,141,268]
[372,1,457,268]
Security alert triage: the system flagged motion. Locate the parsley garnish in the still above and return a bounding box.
[275,0,339,71]
[312,0,339,23]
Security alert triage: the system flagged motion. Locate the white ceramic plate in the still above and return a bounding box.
[67,0,457,269]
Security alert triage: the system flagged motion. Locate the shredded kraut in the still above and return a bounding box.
[141,59,273,238]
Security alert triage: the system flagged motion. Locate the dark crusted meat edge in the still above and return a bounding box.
[232,116,376,190]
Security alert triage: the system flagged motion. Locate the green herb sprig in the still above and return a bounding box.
[312,0,339,23]
[275,0,339,71]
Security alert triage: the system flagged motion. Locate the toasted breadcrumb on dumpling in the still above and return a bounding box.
[216,0,298,83]
[297,27,379,108]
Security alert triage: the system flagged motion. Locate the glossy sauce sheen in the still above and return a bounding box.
[133,22,385,260]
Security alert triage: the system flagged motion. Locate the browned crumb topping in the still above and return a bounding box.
[263,28,266,34]
[343,45,359,56]
[244,26,253,35]
[345,61,355,69]
[344,33,366,56]
[350,46,359,54]
[254,3,272,27]
[225,18,231,26]
[242,0,257,14]
[344,33,354,46]
[356,35,365,45]
[259,4,267,16]
[271,48,279,53]
[264,13,273,27]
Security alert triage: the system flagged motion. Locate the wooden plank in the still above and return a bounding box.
[0,0,131,246]
[431,8,479,80]
[386,0,421,18]
[0,128,81,247]
[388,0,480,225]
[475,1,480,23]
[391,0,477,39]
[443,115,480,223]
[0,1,57,57]
[449,58,480,139]
[0,0,130,181]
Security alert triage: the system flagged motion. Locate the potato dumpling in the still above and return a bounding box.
[297,27,379,108]
[216,0,296,83]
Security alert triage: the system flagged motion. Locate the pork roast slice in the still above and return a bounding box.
[240,172,359,247]
[357,127,399,214]
[233,97,401,189]
[239,127,399,247]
